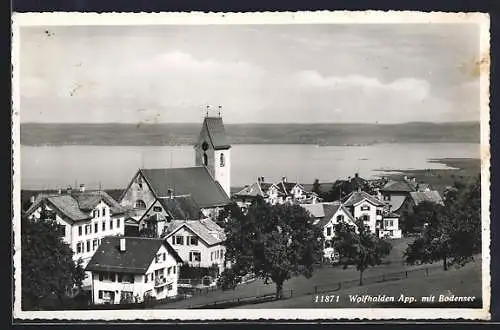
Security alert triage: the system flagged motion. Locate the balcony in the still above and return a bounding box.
[154,276,167,287]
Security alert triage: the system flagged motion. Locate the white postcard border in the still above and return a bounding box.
[11,11,491,321]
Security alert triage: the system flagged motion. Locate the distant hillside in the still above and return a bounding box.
[20,122,480,146]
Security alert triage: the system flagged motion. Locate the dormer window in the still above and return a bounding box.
[220,153,225,167]
[361,205,371,211]
[135,200,146,209]
[336,215,344,222]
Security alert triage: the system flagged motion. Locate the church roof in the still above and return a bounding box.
[198,117,231,150]
[139,167,231,208]
[157,195,203,220]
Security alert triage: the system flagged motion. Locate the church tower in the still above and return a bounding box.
[194,108,231,197]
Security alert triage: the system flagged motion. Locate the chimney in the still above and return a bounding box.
[119,238,126,252]
[57,188,62,195]
[167,189,174,199]
[261,176,265,182]
[257,177,261,183]
[282,176,287,183]
[79,184,86,192]
[355,173,359,178]
[66,185,72,195]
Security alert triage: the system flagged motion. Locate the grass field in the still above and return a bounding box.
[238,257,482,309]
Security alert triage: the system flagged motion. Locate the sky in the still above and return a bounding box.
[19,24,481,124]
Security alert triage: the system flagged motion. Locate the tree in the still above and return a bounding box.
[21,215,84,310]
[222,196,323,299]
[334,219,392,285]
[402,201,441,234]
[404,176,481,271]
[312,179,321,195]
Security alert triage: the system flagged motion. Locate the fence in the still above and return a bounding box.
[186,264,440,309]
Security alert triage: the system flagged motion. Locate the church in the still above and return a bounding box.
[119,112,233,234]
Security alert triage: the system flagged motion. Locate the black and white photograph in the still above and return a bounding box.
[12,11,491,320]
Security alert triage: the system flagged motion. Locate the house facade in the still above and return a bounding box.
[163,219,227,276]
[378,213,402,239]
[25,188,126,285]
[119,166,230,225]
[342,191,385,234]
[86,236,183,304]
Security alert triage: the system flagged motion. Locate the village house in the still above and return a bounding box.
[302,202,358,263]
[119,167,230,223]
[377,178,417,214]
[25,186,126,285]
[125,193,203,238]
[163,218,227,277]
[233,176,319,208]
[342,190,386,234]
[378,212,402,239]
[85,236,183,304]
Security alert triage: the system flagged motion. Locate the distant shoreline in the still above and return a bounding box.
[20,122,480,147]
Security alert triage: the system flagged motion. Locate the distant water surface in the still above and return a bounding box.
[20,143,480,190]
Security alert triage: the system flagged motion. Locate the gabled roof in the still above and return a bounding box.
[380,180,417,193]
[164,218,225,246]
[71,190,127,214]
[319,202,357,228]
[409,191,444,206]
[85,236,183,274]
[260,182,286,197]
[157,195,203,220]
[300,203,325,219]
[139,167,230,208]
[26,190,126,222]
[342,191,385,207]
[233,182,265,198]
[195,117,231,150]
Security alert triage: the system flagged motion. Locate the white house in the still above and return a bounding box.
[342,190,386,234]
[378,212,403,239]
[306,202,358,263]
[163,218,227,276]
[85,236,183,304]
[25,187,126,286]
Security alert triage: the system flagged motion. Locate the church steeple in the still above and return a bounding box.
[194,106,231,197]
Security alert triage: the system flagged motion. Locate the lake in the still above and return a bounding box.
[20,143,480,190]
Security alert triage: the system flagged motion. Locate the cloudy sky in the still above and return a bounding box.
[19,24,480,123]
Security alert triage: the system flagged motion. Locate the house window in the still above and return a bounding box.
[173,266,177,274]
[203,153,208,166]
[361,205,371,211]
[187,236,198,246]
[117,218,121,228]
[145,273,149,283]
[376,209,382,215]
[153,206,162,212]
[167,266,172,275]
[171,236,175,245]
[94,223,98,233]
[155,253,162,263]
[384,195,391,201]
[325,240,332,248]
[86,240,91,252]
[211,252,214,261]
[102,208,106,216]
[163,253,166,261]
[85,224,92,235]
[109,219,113,230]
[76,242,83,254]
[56,224,66,237]
[176,236,184,245]
[101,221,105,231]
[167,283,173,291]
[363,215,370,222]
[154,268,164,279]
[122,274,134,283]
[92,239,98,251]
[326,227,332,236]
[135,200,146,209]
[336,215,344,222]
[189,251,201,262]
[221,250,224,260]
[220,153,225,167]
[385,220,394,228]
[78,225,82,236]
